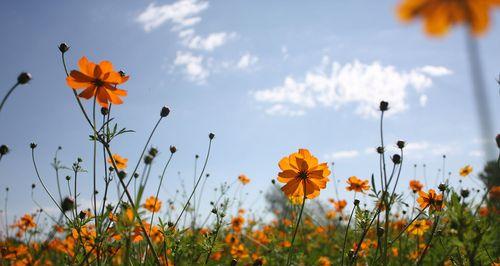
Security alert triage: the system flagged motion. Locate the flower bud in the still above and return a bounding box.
[209,133,215,140]
[65,175,71,181]
[391,154,401,164]
[396,140,405,149]
[376,146,384,154]
[58,43,70,53]
[354,199,360,206]
[31,183,35,189]
[438,183,447,192]
[118,171,127,180]
[170,145,177,153]
[144,155,153,165]
[379,101,389,111]
[460,189,470,198]
[148,147,159,157]
[17,72,32,84]
[100,107,109,116]
[0,145,9,155]
[377,227,385,237]
[30,143,37,149]
[79,210,86,220]
[496,134,500,149]
[61,197,75,212]
[160,106,170,117]
[133,173,139,178]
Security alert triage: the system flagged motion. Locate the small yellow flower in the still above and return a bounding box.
[459,165,473,177]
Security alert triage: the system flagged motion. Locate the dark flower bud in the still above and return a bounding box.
[94,190,98,195]
[402,210,407,215]
[438,183,447,192]
[230,259,238,266]
[377,227,385,237]
[496,134,500,149]
[391,154,401,164]
[118,171,127,180]
[170,145,177,153]
[271,179,276,184]
[209,133,215,140]
[118,70,126,77]
[376,146,384,154]
[220,213,225,218]
[133,173,139,178]
[396,140,405,149]
[65,175,71,181]
[348,249,355,259]
[167,221,174,228]
[148,147,159,157]
[17,72,32,84]
[100,107,109,116]
[5,187,9,192]
[61,197,75,212]
[354,199,360,206]
[58,43,69,53]
[31,183,35,189]
[30,143,37,149]
[79,210,86,220]
[211,208,217,214]
[379,101,389,111]
[108,166,114,172]
[195,154,199,159]
[0,145,9,155]
[77,157,83,163]
[160,106,170,117]
[106,204,113,212]
[144,155,153,165]
[460,189,470,198]
[252,258,264,266]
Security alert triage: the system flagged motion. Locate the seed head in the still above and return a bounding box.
[460,189,470,198]
[17,72,32,84]
[144,155,153,165]
[379,101,389,112]
[30,142,37,149]
[391,154,401,164]
[170,145,177,153]
[354,199,360,206]
[0,145,9,155]
[79,211,86,220]
[148,147,159,157]
[396,140,405,149]
[118,171,127,180]
[58,43,70,53]
[65,175,71,181]
[376,146,384,154]
[160,106,170,117]
[209,133,215,140]
[438,183,447,192]
[61,197,75,212]
[377,227,385,237]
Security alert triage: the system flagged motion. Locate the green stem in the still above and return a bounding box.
[286,192,307,266]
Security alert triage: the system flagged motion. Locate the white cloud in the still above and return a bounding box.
[237,53,259,69]
[281,46,289,60]
[136,0,209,32]
[469,150,484,157]
[252,57,451,117]
[419,94,428,107]
[182,31,236,51]
[325,150,359,161]
[417,66,453,77]
[265,104,305,116]
[174,51,209,83]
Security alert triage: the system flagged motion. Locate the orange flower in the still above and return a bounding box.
[459,165,473,177]
[397,0,500,37]
[333,199,347,212]
[407,219,430,236]
[277,149,330,199]
[231,216,245,233]
[143,196,162,212]
[409,180,424,193]
[346,176,370,193]
[417,189,444,211]
[66,56,129,108]
[108,154,128,170]
[489,186,500,200]
[238,174,250,185]
[17,214,37,231]
[317,256,331,266]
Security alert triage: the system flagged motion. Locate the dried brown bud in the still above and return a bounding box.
[58,43,70,53]
[160,106,170,117]
[379,101,389,112]
[170,145,177,153]
[391,154,401,164]
[396,140,405,149]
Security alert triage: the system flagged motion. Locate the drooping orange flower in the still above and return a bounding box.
[459,165,473,177]
[108,154,128,170]
[333,199,347,212]
[346,176,370,193]
[66,56,129,108]
[417,189,444,211]
[407,219,430,236]
[143,196,162,213]
[397,0,500,37]
[409,180,424,193]
[238,174,250,185]
[277,149,330,200]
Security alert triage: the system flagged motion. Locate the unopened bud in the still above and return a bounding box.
[170,145,177,153]
[17,72,32,84]
[61,197,75,212]
[160,106,170,117]
[354,199,360,206]
[58,43,70,53]
[0,145,9,155]
[379,101,389,111]
[396,140,405,149]
[438,183,447,192]
[209,133,215,140]
[118,171,127,180]
[377,227,385,237]
[30,143,37,149]
[460,189,470,198]
[391,154,401,164]
[101,107,109,116]
[376,146,384,154]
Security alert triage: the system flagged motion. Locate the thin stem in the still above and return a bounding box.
[0,82,20,114]
[286,192,307,266]
[341,204,356,266]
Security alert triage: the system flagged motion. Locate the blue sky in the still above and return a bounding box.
[0,0,499,223]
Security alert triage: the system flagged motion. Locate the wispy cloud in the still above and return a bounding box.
[237,52,259,69]
[180,30,236,51]
[174,51,209,83]
[325,150,359,161]
[136,0,209,32]
[418,66,453,77]
[252,56,451,117]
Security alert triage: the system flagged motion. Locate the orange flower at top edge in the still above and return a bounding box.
[277,149,330,200]
[66,56,129,108]
[396,0,500,37]
[417,189,444,211]
[459,165,473,177]
[409,180,424,193]
[346,176,370,193]
[108,154,128,170]
[238,174,250,185]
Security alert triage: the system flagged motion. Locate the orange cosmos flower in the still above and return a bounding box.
[317,256,332,266]
[346,176,370,193]
[333,199,347,212]
[417,189,444,211]
[277,149,330,199]
[407,219,430,236]
[66,56,129,108]
[143,196,162,212]
[489,186,500,200]
[238,174,250,185]
[409,180,424,193]
[231,216,245,233]
[459,165,473,177]
[397,0,500,37]
[108,154,128,170]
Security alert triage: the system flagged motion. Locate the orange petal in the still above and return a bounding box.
[78,86,96,99]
